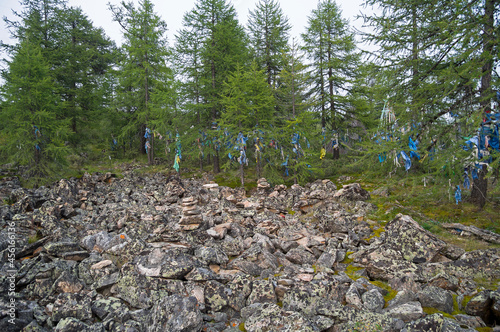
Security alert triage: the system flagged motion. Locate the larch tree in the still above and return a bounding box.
[109,0,174,165]
[302,0,360,158]
[52,7,116,145]
[361,0,499,208]
[221,61,275,181]
[277,39,310,120]
[247,0,291,88]
[0,38,70,184]
[175,0,248,173]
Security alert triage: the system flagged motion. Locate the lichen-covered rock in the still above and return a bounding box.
[194,246,229,266]
[386,290,418,309]
[53,317,90,332]
[246,279,276,306]
[110,270,176,309]
[454,314,486,329]
[43,242,82,257]
[417,285,453,314]
[204,280,231,312]
[228,274,253,311]
[465,290,494,325]
[362,289,385,312]
[384,214,447,263]
[135,249,197,279]
[4,169,500,332]
[51,293,92,323]
[345,283,363,309]
[385,301,424,322]
[333,183,370,202]
[146,294,203,332]
[441,318,477,332]
[282,284,327,317]
[91,297,130,322]
[491,289,500,322]
[242,303,318,332]
[331,309,402,332]
[401,313,445,332]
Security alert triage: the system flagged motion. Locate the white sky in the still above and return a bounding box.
[0,0,374,49]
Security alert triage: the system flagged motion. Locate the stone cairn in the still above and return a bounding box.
[257,178,270,195]
[179,196,202,231]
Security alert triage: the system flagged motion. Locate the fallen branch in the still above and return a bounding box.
[442,223,500,244]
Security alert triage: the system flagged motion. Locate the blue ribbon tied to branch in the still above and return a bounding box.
[455,185,462,204]
[400,151,411,171]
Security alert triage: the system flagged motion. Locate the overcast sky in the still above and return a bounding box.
[0,0,375,62]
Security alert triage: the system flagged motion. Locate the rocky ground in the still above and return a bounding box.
[0,168,499,332]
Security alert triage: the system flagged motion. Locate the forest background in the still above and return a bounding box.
[0,0,499,239]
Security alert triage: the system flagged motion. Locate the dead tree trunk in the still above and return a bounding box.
[470,164,488,209]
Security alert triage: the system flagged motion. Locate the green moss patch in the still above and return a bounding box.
[422,307,455,319]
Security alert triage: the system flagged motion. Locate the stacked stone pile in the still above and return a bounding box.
[179,196,203,231]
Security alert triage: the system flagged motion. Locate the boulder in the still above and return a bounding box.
[417,286,454,314]
[242,303,317,332]
[333,183,370,201]
[146,295,203,332]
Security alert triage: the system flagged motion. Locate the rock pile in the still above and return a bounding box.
[179,196,203,231]
[0,170,499,332]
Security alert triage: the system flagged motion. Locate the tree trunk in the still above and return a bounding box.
[470,164,487,209]
[333,147,340,160]
[140,125,147,154]
[240,162,244,187]
[214,149,220,174]
[480,0,494,113]
[256,156,261,179]
[147,135,154,165]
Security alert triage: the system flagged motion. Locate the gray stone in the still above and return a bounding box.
[402,313,444,332]
[285,247,316,265]
[385,301,424,322]
[51,293,92,323]
[464,290,493,325]
[54,317,90,332]
[417,286,454,314]
[362,289,385,312]
[146,295,203,332]
[242,303,318,332]
[246,279,276,306]
[194,246,229,265]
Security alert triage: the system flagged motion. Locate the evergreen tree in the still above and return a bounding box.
[247,0,291,88]
[361,0,500,207]
[302,0,360,160]
[175,0,248,172]
[109,0,174,165]
[52,7,116,145]
[3,0,116,156]
[221,61,275,182]
[277,39,310,119]
[0,39,70,183]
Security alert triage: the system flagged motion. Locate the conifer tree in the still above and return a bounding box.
[277,39,310,119]
[361,0,499,207]
[0,39,70,183]
[3,0,116,155]
[175,0,248,172]
[52,7,115,145]
[302,0,360,159]
[247,0,291,88]
[109,0,174,165]
[221,61,275,181]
